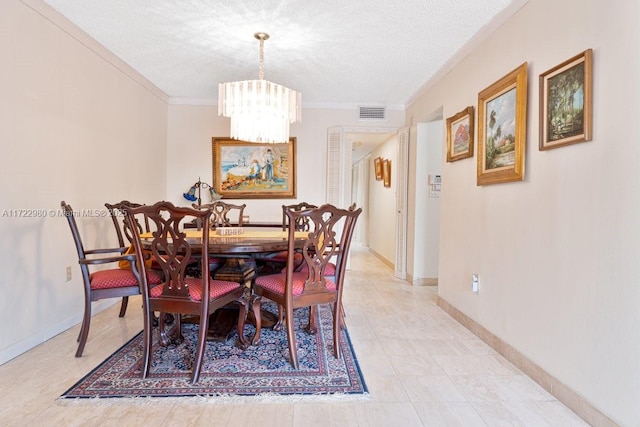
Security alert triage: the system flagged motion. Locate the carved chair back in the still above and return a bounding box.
[194,201,246,229]
[105,200,150,247]
[281,202,318,231]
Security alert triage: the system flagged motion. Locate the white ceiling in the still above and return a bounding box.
[42,0,523,161]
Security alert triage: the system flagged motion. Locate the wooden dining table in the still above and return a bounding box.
[140,227,307,340]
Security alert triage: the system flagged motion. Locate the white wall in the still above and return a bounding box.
[367,136,398,264]
[409,121,441,282]
[0,0,167,363]
[406,0,640,424]
[166,105,404,221]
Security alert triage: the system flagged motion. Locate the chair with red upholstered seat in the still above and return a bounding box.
[253,203,361,369]
[192,201,248,275]
[125,201,253,384]
[254,202,317,275]
[61,201,162,357]
[104,200,152,310]
[105,200,149,248]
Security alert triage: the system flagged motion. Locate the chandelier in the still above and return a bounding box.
[218,32,301,144]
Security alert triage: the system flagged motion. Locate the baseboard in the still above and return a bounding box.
[368,248,394,270]
[437,296,618,427]
[414,277,438,286]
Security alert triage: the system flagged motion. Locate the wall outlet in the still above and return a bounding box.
[472,274,479,293]
[66,266,72,282]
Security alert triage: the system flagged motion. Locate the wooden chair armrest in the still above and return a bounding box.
[79,253,135,266]
[84,247,127,255]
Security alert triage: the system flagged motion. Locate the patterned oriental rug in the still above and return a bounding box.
[59,303,367,402]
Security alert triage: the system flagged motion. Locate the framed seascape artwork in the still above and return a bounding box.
[477,63,528,186]
[539,49,593,150]
[382,159,391,188]
[446,106,474,162]
[211,137,296,199]
[374,157,383,180]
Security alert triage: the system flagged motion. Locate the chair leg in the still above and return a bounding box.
[190,310,210,384]
[118,296,129,317]
[250,295,262,345]
[285,304,299,369]
[235,296,250,350]
[333,302,342,360]
[305,305,319,334]
[273,304,284,331]
[141,308,153,378]
[75,298,92,357]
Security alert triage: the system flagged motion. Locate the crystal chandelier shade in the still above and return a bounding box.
[218,33,301,144]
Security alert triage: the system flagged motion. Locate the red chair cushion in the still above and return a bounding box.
[255,272,336,296]
[150,278,241,301]
[90,268,162,290]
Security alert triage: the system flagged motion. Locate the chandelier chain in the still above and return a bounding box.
[255,32,268,80]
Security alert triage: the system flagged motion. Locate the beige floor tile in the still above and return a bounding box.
[400,375,468,402]
[450,374,554,403]
[413,401,489,426]
[353,402,423,427]
[361,373,411,402]
[471,400,589,426]
[293,402,358,427]
[162,403,236,426]
[228,403,294,426]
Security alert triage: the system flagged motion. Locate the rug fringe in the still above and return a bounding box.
[56,392,371,406]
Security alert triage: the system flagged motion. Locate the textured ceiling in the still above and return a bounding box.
[43,0,519,108]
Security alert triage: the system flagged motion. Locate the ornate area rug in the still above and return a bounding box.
[59,303,367,402]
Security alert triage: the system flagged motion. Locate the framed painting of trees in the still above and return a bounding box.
[539,49,593,150]
[477,63,528,185]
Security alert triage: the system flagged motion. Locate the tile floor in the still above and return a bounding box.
[0,247,589,426]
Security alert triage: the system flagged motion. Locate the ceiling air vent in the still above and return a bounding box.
[358,105,386,121]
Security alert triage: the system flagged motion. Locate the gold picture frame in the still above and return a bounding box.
[374,157,383,180]
[382,159,391,188]
[539,49,593,150]
[212,137,296,199]
[477,63,528,185]
[446,106,474,162]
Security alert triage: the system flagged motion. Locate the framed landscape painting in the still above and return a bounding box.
[477,63,528,186]
[539,49,593,150]
[446,106,474,162]
[212,137,296,199]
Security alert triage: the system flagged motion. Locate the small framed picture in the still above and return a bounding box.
[477,63,528,186]
[382,159,391,188]
[374,157,383,180]
[539,49,593,150]
[446,106,474,162]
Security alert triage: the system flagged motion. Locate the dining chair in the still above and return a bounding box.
[254,202,318,275]
[194,200,255,287]
[125,201,252,384]
[105,200,148,248]
[253,203,362,369]
[193,201,246,228]
[61,200,162,357]
[106,200,177,326]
